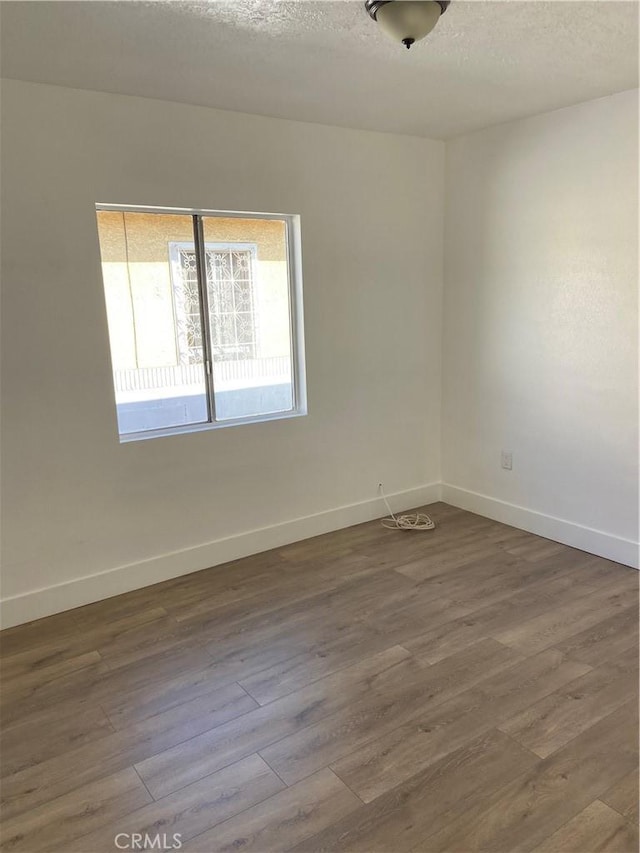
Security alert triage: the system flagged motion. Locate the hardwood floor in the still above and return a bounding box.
[1,503,638,853]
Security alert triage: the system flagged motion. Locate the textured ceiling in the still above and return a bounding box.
[1,0,638,139]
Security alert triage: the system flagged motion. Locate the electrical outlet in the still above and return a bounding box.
[501,451,513,470]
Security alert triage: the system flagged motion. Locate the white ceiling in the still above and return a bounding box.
[1,0,638,139]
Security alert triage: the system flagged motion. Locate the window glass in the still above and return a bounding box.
[202,217,293,420]
[96,207,304,439]
[96,210,208,435]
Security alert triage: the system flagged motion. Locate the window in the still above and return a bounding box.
[95,206,306,440]
[169,243,258,364]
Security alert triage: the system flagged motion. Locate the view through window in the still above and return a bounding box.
[96,207,305,438]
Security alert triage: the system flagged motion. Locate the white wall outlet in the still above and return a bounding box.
[501,451,513,470]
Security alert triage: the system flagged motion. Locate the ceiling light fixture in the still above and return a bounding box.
[365,0,450,49]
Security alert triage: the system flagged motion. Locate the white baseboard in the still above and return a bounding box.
[4,480,636,629]
[441,483,639,570]
[0,483,442,629]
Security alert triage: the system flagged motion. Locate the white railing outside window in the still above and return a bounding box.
[114,356,291,400]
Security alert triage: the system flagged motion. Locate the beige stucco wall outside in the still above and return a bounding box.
[96,211,290,370]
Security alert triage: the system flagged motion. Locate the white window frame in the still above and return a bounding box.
[96,203,307,442]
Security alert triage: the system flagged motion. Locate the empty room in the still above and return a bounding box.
[0,1,638,851]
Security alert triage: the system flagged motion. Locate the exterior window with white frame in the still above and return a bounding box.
[170,243,258,365]
[95,206,306,439]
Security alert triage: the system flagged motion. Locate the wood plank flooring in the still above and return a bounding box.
[1,503,638,853]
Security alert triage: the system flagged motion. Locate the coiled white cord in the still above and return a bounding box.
[379,483,435,531]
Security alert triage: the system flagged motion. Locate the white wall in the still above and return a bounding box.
[2,81,637,627]
[442,90,639,566]
[0,80,444,626]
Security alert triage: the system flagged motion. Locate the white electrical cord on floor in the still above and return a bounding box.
[379,483,436,531]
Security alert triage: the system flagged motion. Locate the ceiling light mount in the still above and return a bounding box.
[365,0,450,49]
